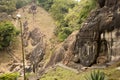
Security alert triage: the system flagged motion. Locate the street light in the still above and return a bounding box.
[17,14,26,80]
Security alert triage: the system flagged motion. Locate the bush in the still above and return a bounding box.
[49,0,76,41]
[0,21,19,50]
[0,0,16,14]
[85,70,107,80]
[38,0,97,42]
[16,0,25,9]
[65,0,97,31]
[0,73,20,80]
[49,0,76,21]
[38,0,54,11]
[16,0,31,9]
[58,32,67,42]
[51,0,97,41]
[0,0,31,13]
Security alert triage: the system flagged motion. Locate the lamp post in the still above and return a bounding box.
[17,14,26,80]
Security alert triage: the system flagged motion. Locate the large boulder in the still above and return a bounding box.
[45,31,78,67]
[47,0,120,67]
[45,0,120,66]
[73,0,120,66]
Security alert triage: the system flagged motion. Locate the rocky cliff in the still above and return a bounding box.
[47,0,120,67]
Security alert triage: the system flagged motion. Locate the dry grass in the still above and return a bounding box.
[40,65,120,80]
[0,4,56,73]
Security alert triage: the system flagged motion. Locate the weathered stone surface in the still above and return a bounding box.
[74,0,120,66]
[29,43,45,63]
[9,62,23,72]
[27,42,45,72]
[45,45,65,68]
[47,0,120,67]
[45,31,78,67]
[28,2,37,15]
[30,28,44,46]
[98,0,105,8]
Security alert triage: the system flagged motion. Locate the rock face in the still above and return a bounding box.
[74,0,120,66]
[47,0,120,67]
[45,31,78,68]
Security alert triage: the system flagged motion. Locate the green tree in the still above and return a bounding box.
[85,70,107,80]
[50,0,75,21]
[49,0,76,41]
[38,0,54,11]
[38,0,97,41]
[0,21,19,50]
[0,0,16,14]
[65,0,97,31]
[0,0,31,13]
[15,0,31,9]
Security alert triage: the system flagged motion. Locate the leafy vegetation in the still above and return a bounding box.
[0,0,16,14]
[38,0,54,11]
[0,73,20,80]
[49,0,76,41]
[38,0,97,41]
[0,21,19,50]
[0,0,31,14]
[85,70,107,80]
[38,0,76,41]
[15,0,31,9]
[65,0,97,31]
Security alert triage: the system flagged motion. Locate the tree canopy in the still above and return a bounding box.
[65,0,97,31]
[38,0,97,41]
[49,0,76,41]
[0,0,16,14]
[38,0,54,11]
[0,21,19,50]
[0,0,31,14]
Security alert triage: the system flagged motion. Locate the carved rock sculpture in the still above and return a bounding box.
[47,0,120,67]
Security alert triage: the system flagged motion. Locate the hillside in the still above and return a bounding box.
[0,4,56,74]
[40,0,120,79]
[0,0,120,80]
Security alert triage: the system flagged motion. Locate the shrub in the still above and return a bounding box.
[0,0,16,14]
[52,0,96,41]
[0,21,19,50]
[0,73,20,80]
[85,70,107,80]
[65,0,97,31]
[38,0,54,11]
[38,0,97,42]
[16,0,31,9]
[16,0,25,9]
[58,32,67,42]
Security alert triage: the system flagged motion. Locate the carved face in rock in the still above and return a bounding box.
[78,40,98,66]
[74,27,98,66]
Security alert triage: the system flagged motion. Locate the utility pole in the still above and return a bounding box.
[17,14,26,80]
